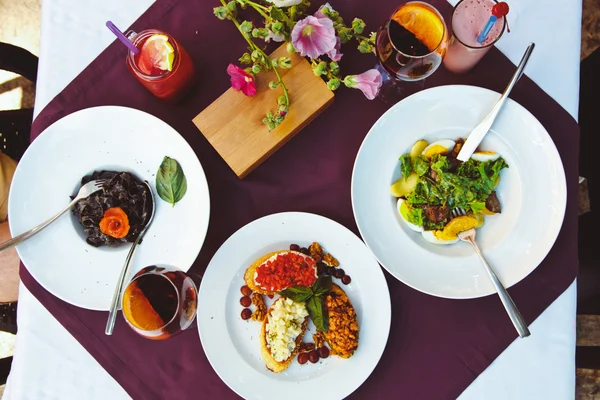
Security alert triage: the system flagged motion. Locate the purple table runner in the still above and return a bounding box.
[22,0,579,398]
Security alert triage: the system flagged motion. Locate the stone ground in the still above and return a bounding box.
[0,0,599,398]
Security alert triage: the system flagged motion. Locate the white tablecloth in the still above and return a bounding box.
[4,0,581,398]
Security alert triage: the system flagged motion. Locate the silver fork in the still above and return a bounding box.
[452,208,531,338]
[0,179,107,253]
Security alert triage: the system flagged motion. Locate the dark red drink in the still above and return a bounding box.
[126,29,197,102]
[122,265,197,340]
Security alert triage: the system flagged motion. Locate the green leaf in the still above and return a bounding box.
[270,7,285,21]
[368,31,377,45]
[358,40,372,54]
[271,21,284,34]
[399,154,413,177]
[413,155,430,177]
[279,286,314,302]
[327,78,341,91]
[351,18,366,34]
[469,201,486,214]
[307,296,329,332]
[311,275,332,296]
[156,156,187,207]
[278,56,292,69]
[338,27,352,43]
[286,42,296,53]
[407,206,424,226]
[213,6,227,20]
[239,52,252,64]
[240,20,253,33]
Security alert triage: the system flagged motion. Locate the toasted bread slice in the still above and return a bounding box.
[322,284,359,358]
[244,250,317,295]
[260,297,309,373]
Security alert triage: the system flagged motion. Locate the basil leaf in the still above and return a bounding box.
[307,295,329,332]
[156,156,187,207]
[311,275,332,297]
[279,286,313,302]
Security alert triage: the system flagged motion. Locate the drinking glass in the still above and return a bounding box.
[121,265,198,340]
[125,29,197,102]
[375,1,448,102]
[443,0,507,74]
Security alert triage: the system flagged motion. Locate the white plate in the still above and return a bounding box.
[197,212,391,400]
[8,106,210,310]
[351,85,566,299]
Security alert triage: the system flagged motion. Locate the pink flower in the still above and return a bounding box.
[326,36,343,61]
[343,69,383,100]
[227,64,256,96]
[314,3,334,18]
[291,15,337,60]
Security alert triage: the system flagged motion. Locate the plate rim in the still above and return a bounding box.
[8,105,211,310]
[196,211,392,400]
[350,84,567,299]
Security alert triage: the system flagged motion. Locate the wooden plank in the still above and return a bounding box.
[576,368,600,399]
[577,315,600,346]
[193,44,335,179]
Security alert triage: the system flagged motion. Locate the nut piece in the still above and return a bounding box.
[251,293,267,322]
[312,331,326,349]
[323,253,339,267]
[309,242,324,262]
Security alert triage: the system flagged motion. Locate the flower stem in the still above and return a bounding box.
[242,0,271,21]
[221,0,290,127]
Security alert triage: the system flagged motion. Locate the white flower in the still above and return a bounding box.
[265,0,303,7]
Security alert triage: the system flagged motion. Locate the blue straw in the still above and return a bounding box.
[477,15,498,44]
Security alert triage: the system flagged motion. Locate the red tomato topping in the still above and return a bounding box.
[255,252,317,291]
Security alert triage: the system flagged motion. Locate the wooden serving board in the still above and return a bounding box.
[192,44,335,179]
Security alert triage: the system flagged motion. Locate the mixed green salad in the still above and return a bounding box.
[391,138,508,232]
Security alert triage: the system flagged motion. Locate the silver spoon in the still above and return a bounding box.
[457,42,536,161]
[105,181,155,335]
[0,179,106,253]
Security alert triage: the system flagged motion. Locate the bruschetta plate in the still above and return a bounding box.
[197,212,391,400]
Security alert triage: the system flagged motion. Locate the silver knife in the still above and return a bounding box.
[457,43,535,162]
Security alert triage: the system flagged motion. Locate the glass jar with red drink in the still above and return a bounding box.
[125,29,197,102]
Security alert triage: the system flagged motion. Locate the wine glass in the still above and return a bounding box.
[121,265,199,340]
[375,1,448,102]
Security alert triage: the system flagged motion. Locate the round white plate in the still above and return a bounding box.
[197,212,391,400]
[352,85,566,299]
[8,106,210,310]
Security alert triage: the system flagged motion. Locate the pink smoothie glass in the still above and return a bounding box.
[443,0,506,74]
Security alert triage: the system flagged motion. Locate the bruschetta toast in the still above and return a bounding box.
[321,283,359,358]
[244,250,317,295]
[260,297,309,372]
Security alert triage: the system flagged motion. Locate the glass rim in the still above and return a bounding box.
[385,1,447,59]
[126,29,180,81]
[451,0,507,50]
[123,270,180,332]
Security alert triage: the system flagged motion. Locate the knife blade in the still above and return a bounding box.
[456,42,535,162]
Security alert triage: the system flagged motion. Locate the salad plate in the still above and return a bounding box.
[351,85,566,299]
[8,106,210,310]
[197,212,391,400]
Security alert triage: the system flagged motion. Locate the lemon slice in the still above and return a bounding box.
[140,34,175,72]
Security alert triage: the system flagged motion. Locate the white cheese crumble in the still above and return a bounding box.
[265,298,308,362]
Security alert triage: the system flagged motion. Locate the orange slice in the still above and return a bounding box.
[393,4,445,51]
[122,284,165,331]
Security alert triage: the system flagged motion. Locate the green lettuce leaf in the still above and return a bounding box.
[399,153,413,177]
